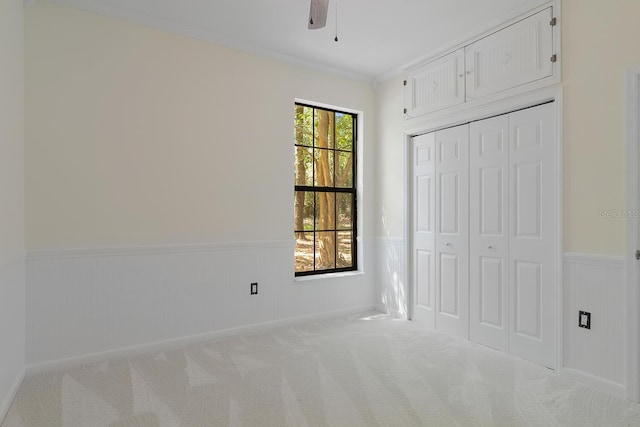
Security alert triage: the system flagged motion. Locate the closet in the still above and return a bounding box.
[411,102,557,368]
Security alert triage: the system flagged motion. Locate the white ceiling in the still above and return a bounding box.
[47,0,546,81]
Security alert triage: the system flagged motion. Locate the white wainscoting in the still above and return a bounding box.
[562,253,626,398]
[0,257,25,422]
[375,237,407,319]
[26,240,375,371]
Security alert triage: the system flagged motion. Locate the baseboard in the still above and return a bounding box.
[560,367,626,399]
[0,369,25,425]
[27,305,376,376]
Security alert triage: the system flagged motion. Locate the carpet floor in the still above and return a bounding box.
[3,312,640,426]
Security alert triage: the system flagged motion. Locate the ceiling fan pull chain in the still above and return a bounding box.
[334,1,339,42]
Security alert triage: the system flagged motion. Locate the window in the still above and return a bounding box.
[294,103,357,276]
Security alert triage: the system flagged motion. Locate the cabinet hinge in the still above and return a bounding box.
[636,249,640,260]
[403,108,407,114]
[550,54,557,63]
[550,17,557,26]
[403,80,407,86]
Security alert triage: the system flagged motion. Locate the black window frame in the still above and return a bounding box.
[294,102,358,277]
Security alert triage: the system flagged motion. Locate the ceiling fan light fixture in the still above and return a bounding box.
[308,0,329,29]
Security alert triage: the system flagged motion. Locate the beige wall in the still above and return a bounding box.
[29,1,639,255]
[1,0,25,264]
[375,76,405,239]
[562,0,640,255]
[0,0,25,414]
[25,2,375,250]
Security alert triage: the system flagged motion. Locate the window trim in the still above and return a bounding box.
[294,101,358,277]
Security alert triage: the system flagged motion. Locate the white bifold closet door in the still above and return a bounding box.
[411,132,436,328]
[411,125,469,339]
[469,115,510,352]
[434,125,469,339]
[469,102,556,368]
[413,102,556,369]
[507,103,556,369]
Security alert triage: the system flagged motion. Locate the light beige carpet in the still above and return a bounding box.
[3,312,640,427]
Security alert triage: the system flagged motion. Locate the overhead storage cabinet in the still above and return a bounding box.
[404,7,556,118]
[404,49,465,118]
[465,8,554,100]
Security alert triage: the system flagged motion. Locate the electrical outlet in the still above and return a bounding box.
[579,310,591,329]
[250,282,258,295]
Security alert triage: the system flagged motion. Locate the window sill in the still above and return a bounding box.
[294,270,365,282]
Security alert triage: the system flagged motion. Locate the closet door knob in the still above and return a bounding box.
[446,242,452,247]
[488,245,493,249]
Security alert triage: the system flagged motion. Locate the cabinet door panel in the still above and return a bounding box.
[465,7,553,100]
[405,49,465,118]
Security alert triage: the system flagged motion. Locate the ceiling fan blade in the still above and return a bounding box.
[308,0,329,29]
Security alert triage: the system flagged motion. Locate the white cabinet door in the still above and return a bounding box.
[404,49,465,118]
[465,8,554,101]
[435,125,469,339]
[508,102,556,369]
[412,133,436,328]
[469,115,509,351]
